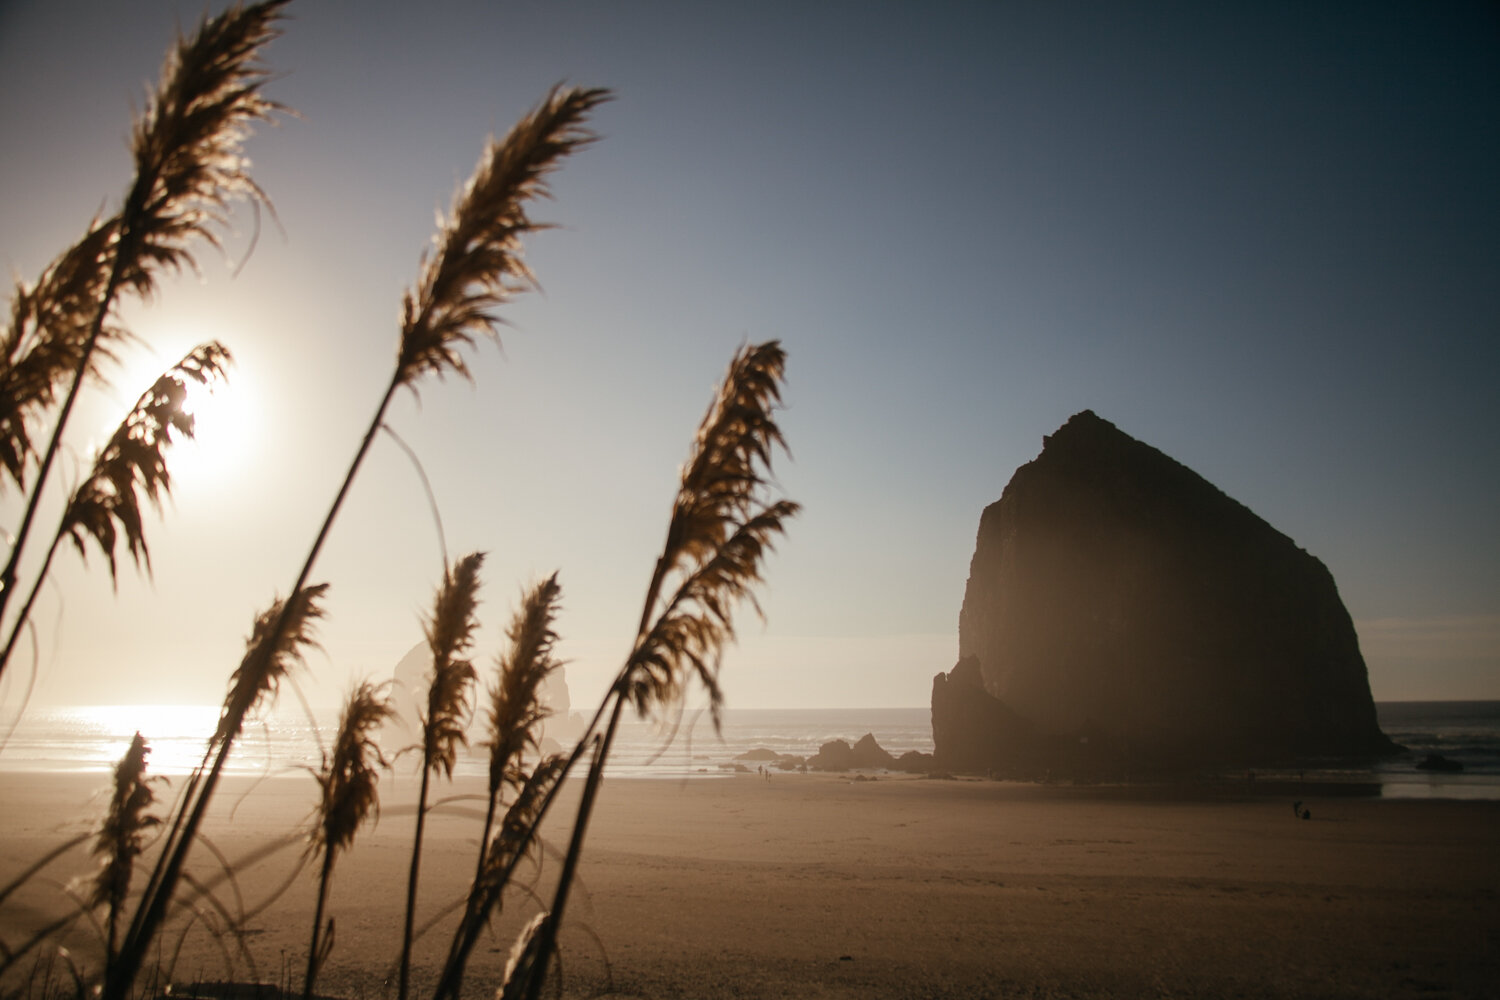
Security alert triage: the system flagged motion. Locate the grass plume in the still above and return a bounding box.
[305,682,393,999]
[0,221,124,493]
[397,87,610,393]
[63,342,232,582]
[485,573,563,806]
[89,733,161,969]
[399,553,485,1000]
[118,0,288,293]
[216,584,331,747]
[513,341,797,1000]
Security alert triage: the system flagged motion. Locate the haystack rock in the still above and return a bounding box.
[935,410,1397,774]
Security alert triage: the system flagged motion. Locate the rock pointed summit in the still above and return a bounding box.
[937,410,1396,774]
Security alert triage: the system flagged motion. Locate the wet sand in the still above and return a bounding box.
[1,769,1496,999]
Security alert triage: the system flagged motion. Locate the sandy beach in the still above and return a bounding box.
[1,768,1496,1000]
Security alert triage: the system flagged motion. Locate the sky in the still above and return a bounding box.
[0,0,1495,717]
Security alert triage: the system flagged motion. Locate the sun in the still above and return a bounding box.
[98,331,261,494]
[177,360,258,489]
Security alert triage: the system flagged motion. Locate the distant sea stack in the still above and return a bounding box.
[935,410,1397,775]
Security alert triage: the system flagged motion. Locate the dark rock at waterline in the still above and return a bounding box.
[807,739,854,771]
[738,747,806,769]
[808,733,901,771]
[1416,753,1464,773]
[896,750,935,773]
[937,410,1399,775]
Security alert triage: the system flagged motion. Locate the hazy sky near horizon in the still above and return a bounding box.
[0,0,1495,717]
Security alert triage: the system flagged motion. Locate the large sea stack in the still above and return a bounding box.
[934,410,1396,775]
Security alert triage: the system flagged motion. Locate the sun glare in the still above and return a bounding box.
[102,336,260,493]
[179,363,258,488]
[67,703,220,773]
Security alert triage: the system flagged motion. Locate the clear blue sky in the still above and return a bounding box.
[0,0,1495,713]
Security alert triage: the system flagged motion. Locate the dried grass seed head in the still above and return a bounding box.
[0,221,126,492]
[316,681,394,855]
[61,342,231,582]
[89,732,161,913]
[422,552,485,777]
[486,573,562,797]
[397,86,609,392]
[217,582,330,745]
[624,342,797,725]
[121,0,290,295]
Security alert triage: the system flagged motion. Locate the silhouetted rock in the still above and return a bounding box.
[808,739,853,771]
[1416,753,1463,772]
[851,733,897,768]
[736,747,806,770]
[807,733,898,771]
[895,750,936,773]
[938,410,1398,775]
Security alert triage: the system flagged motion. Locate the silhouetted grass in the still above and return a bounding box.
[0,4,793,1000]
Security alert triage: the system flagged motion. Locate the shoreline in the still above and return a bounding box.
[2,757,1493,803]
[3,769,1497,999]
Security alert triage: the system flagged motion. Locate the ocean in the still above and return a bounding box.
[1,701,1496,798]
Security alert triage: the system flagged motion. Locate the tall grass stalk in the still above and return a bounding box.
[304,682,392,999]
[0,342,231,677]
[104,583,328,1000]
[89,733,161,971]
[0,0,286,646]
[399,553,483,1000]
[432,575,562,1000]
[507,341,797,1000]
[478,574,562,881]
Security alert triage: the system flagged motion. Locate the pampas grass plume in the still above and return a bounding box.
[396,87,609,392]
[62,342,231,581]
[217,583,330,746]
[485,573,562,798]
[316,681,393,856]
[305,681,393,999]
[121,0,289,294]
[422,552,485,776]
[90,733,160,963]
[625,340,798,726]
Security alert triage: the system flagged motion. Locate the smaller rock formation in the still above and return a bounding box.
[736,747,806,770]
[896,750,935,773]
[807,733,898,771]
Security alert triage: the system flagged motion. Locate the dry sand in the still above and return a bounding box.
[1,768,1496,999]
